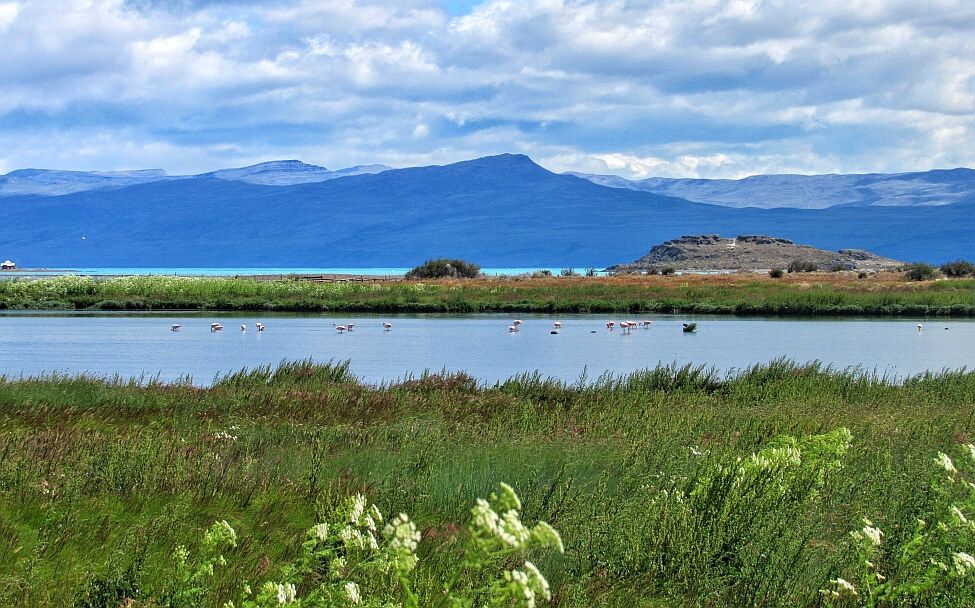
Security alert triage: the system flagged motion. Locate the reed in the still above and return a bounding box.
[0,360,972,606]
[2,274,975,315]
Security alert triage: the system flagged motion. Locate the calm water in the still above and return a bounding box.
[0,267,606,277]
[0,313,971,385]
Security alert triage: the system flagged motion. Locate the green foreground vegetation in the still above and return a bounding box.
[1,359,973,607]
[2,274,975,315]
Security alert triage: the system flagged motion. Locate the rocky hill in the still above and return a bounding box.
[609,235,902,273]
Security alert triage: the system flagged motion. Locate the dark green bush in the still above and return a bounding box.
[788,260,819,273]
[939,259,975,278]
[903,262,939,282]
[405,259,481,279]
[661,267,676,275]
[769,268,785,278]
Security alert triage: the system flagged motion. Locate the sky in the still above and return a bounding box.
[1,0,974,179]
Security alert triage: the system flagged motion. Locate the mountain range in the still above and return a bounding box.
[1,154,972,267]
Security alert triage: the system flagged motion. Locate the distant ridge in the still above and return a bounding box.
[0,160,392,195]
[1,153,973,267]
[568,167,975,209]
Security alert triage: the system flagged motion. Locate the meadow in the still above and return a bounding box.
[1,273,975,315]
[0,359,973,607]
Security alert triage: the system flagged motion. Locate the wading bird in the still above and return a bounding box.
[171,324,181,332]
[383,322,393,330]
[210,323,223,332]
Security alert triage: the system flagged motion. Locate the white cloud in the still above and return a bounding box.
[0,0,974,177]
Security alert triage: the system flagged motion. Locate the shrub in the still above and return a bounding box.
[560,268,579,277]
[903,262,939,282]
[661,267,676,275]
[769,268,785,278]
[788,260,819,273]
[646,267,660,275]
[827,262,853,272]
[857,271,868,279]
[940,259,975,278]
[405,258,480,279]
[585,267,598,277]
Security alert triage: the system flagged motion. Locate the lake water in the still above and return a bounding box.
[0,313,971,386]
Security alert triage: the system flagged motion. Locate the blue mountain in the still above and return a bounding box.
[1,154,972,267]
[569,167,975,209]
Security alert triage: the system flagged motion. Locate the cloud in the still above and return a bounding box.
[0,0,974,177]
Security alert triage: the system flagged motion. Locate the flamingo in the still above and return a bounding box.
[334,324,347,333]
[917,324,923,331]
[642,320,652,328]
[513,320,523,327]
[553,321,562,328]
[607,321,615,330]
[256,322,265,332]
[210,323,223,332]
[241,324,247,332]
[171,324,181,332]
[347,323,355,331]
[509,325,517,332]
[383,322,393,330]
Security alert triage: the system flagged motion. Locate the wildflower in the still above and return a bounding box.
[383,513,421,553]
[829,578,857,597]
[497,482,522,511]
[950,506,968,525]
[313,523,329,541]
[504,568,537,608]
[936,452,957,474]
[953,552,975,575]
[369,504,384,525]
[857,520,883,546]
[523,561,552,601]
[532,521,564,553]
[344,581,361,605]
[276,583,296,604]
[348,494,367,525]
[965,443,975,463]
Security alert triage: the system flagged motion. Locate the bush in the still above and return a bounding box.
[405,258,480,279]
[661,267,676,275]
[585,267,598,277]
[646,267,660,275]
[903,262,939,282]
[858,271,868,279]
[940,259,975,278]
[788,260,819,273]
[560,268,579,277]
[769,268,785,278]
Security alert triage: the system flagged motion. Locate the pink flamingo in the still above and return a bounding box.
[383,322,393,330]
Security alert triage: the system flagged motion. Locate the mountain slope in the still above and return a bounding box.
[569,168,975,209]
[0,154,972,267]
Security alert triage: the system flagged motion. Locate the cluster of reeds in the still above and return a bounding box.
[0,359,972,606]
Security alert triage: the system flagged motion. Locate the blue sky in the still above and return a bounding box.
[0,0,973,178]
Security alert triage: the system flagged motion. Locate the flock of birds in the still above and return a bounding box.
[166,319,672,335]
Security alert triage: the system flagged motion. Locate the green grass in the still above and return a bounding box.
[0,359,972,606]
[2,274,975,315]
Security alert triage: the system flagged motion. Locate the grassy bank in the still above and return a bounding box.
[1,273,975,316]
[0,359,973,606]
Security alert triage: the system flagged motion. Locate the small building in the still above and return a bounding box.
[1,260,15,270]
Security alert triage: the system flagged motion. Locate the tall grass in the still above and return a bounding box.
[0,360,972,606]
[2,274,975,315]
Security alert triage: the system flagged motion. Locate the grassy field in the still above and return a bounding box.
[1,273,975,316]
[1,360,973,607]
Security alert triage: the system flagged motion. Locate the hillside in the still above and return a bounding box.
[570,168,975,209]
[609,235,902,273]
[1,154,973,267]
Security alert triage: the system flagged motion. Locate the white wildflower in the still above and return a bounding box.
[498,482,522,511]
[314,523,329,541]
[383,512,421,553]
[505,568,536,608]
[369,504,384,525]
[830,578,857,596]
[953,552,975,575]
[344,581,361,605]
[859,521,883,546]
[367,530,379,551]
[950,506,968,525]
[936,452,957,474]
[348,494,367,524]
[276,583,296,604]
[964,443,975,463]
[523,561,551,601]
[532,521,564,553]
